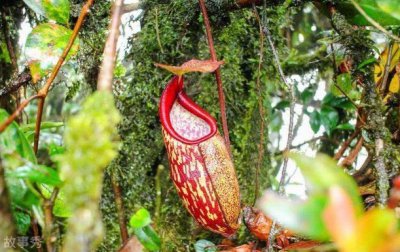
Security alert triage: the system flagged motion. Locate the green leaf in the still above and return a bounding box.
[290,153,363,215]
[335,0,400,26]
[320,106,339,135]
[270,111,283,132]
[332,73,353,97]
[309,111,321,133]
[20,121,64,133]
[8,164,62,186]
[259,191,330,241]
[357,57,377,70]
[12,210,32,235]
[134,226,161,251]
[300,87,316,104]
[23,0,70,24]
[41,185,71,217]
[25,23,79,83]
[0,109,37,164]
[130,208,152,228]
[6,175,40,209]
[194,240,217,252]
[335,123,355,131]
[376,0,400,21]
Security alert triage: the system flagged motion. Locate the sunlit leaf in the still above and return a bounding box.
[20,121,64,133]
[23,0,70,24]
[333,0,400,26]
[332,73,353,97]
[344,209,398,252]
[389,73,400,93]
[374,43,400,84]
[133,226,161,251]
[194,240,217,252]
[41,185,71,217]
[290,153,363,215]
[376,0,400,21]
[8,164,62,186]
[258,191,330,241]
[25,23,79,83]
[130,208,152,228]
[155,59,224,76]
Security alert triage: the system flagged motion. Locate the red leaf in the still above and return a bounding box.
[155,59,224,76]
[243,206,273,241]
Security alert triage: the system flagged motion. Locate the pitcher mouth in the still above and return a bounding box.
[159,76,217,145]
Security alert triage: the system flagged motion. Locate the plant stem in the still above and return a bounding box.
[198,0,232,155]
[97,0,129,244]
[0,155,16,244]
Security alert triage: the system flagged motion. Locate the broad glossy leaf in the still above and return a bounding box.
[376,0,400,21]
[155,59,224,76]
[0,109,37,164]
[320,106,339,135]
[194,240,217,252]
[332,73,353,97]
[23,0,70,24]
[335,123,355,131]
[8,164,62,186]
[130,208,152,228]
[25,23,79,83]
[290,153,363,215]
[309,110,321,133]
[133,226,161,251]
[258,191,330,241]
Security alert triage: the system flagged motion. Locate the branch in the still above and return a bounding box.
[0,70,31,97]
[198,0,232,154]
[97,0,129,244]
[349,0,400,42]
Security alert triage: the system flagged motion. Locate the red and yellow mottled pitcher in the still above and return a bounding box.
[159,76,241,237]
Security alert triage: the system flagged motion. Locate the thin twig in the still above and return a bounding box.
[263,15,295,194]
[349,0,400,42]
[252,5,265,207]
[262,4,295,250]
[97,0,129,244]
[198,0,232,155]
[0,95,40,132]
[44,188,60,252]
